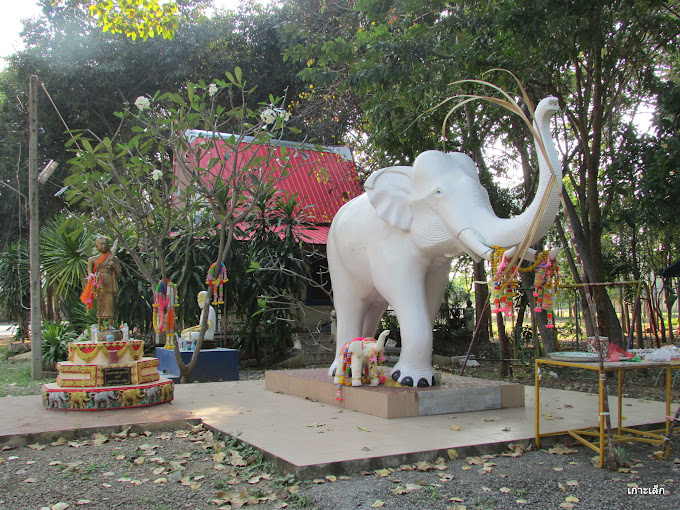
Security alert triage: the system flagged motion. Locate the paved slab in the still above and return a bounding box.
[0,380,674,479]
[0,394,200,447]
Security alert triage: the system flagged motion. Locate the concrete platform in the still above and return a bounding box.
[0,379,675,479]
[265,368,524,418]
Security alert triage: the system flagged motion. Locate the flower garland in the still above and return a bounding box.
[491,247,559,326]
[533,257,559,328]
[153,279,177,334]
[490,247,518,317]
[206,263,228,305]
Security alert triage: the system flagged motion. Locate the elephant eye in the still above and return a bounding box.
[434,188,442,196]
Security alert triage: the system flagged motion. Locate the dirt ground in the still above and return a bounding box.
[1,423,679,510]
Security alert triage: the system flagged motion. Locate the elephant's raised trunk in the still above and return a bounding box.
[467,97,562,258]
[375,330,390,350]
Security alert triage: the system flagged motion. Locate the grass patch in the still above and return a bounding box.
[0,349,54,397]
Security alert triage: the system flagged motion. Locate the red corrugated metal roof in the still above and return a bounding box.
[183,131,361,237]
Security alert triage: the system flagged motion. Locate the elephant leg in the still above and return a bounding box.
[388,290,436,388]
[329,299,367,377]
[362,300,388,338]
[351,355,364,386]
[425,260,453,325]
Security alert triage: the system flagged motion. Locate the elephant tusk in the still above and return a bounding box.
[457,228,493,262]
[505,246,560,262]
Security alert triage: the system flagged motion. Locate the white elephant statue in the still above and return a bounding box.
[328,97,562,387]
[334,330,390,387]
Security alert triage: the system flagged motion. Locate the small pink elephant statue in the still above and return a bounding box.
[334,330,390,387]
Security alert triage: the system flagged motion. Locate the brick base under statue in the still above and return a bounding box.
[265,368,524,419]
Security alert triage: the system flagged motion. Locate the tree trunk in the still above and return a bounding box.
[473,260,490,355]
[556,218,594,336]
[561,193,622,342]
[496,312,509,377]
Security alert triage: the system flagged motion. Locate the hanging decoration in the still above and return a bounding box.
[490,247,518,317]
[490,247,559,326]
[532,256,559,328]
[206,262,228,305]
[153,279,177,335]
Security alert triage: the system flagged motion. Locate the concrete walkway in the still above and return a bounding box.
[0,378,673,478]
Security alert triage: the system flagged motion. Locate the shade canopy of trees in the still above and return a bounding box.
[1,0,680,351]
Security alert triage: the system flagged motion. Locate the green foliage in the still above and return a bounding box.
[0,1,304,249]
[227,193,313,362]
[41,320,78,365]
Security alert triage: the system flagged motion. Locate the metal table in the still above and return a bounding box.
[535,357,680,467]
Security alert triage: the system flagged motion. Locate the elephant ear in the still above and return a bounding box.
[365,166,413,231]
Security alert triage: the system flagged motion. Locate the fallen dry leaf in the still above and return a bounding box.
[92,433,108,446]
[549,445,578,455]
[567,480,578,487]
[229,451,247,467]
[448,449,459,461]
[371,501,385,508]
[307,423,325,428]
[565,496,579,503]
[27,443,45,451]
[357,426,372,432]
[415,461,434,471]
[499,487,511,493]
[51,503,70,510]
[466,457,484,465]
[326,475,337,482]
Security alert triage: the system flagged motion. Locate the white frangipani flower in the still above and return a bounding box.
[260,107,291,126]
[135,96,151,111]
[208,83,218,97]
[260,108,277,125]
[151,169,163,181]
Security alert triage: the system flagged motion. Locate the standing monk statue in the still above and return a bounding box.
[80,236,121,329]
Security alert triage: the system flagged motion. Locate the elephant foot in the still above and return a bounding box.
[328,360,338,378]
[390,367,436,388]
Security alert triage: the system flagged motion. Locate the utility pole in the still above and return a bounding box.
[28,75,42,380]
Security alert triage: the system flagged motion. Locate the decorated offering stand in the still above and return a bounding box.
[42,327,174,411]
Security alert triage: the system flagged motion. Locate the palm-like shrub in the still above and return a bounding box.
[40,214,89,304]
[41,320,78,366]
